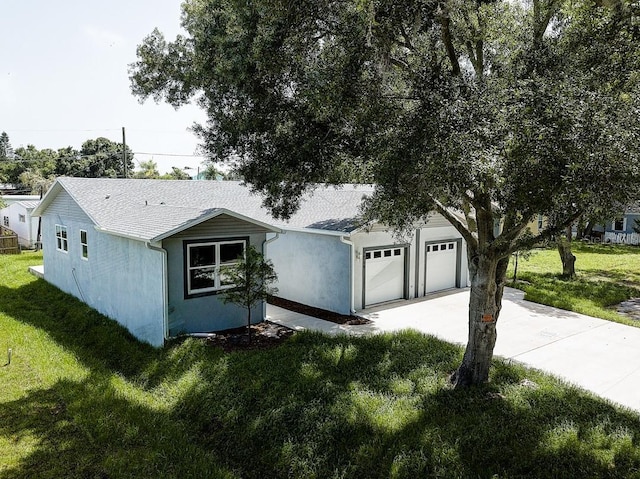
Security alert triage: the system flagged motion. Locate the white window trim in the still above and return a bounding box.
[186,239,246,295]
[613,217,626,232]
[55,224,68,253]
[2,216,8,227]
[80,229,88,260]
[18,214,26,223]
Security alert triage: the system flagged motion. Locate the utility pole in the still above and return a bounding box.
[122,127,127,178]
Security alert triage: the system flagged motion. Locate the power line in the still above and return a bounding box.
[4,129,122,133]
[133,152,207,157]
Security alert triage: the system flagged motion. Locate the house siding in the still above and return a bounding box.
[170,213,269,239]
[266,230,351,315]
[164,219,269,335]
[45,190,93,223]
[41,214,165,346]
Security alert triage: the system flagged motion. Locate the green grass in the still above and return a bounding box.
[3,251,640,478]
[509,243,640,326]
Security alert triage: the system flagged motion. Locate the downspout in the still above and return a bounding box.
[340,235,356,314]
[146,242,169,345]
[262,232,281,320]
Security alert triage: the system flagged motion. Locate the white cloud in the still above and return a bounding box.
[82,25,126,49]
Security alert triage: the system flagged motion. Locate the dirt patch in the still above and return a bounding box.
[269,296,370,325]
[203,321,295,352]
[617,298,640,321]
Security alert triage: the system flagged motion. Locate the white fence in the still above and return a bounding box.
[604,232,640,245]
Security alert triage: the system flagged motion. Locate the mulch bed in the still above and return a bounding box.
[203,321,295,352]
[191,298,370,353]
[269,296,370,325]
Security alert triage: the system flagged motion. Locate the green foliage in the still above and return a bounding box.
[222,245,278,340]
[3,253,640,477]
[160,166,192,180]
[132,159,161,179]
[0,136,135,190]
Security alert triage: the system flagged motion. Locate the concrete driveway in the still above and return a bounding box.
[267,287,640,413]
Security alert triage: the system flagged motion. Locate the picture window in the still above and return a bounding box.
[186,240,246,295]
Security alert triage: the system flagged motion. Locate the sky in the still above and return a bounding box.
[0,1,209,175]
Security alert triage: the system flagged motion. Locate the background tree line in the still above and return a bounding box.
[0,132,234,194]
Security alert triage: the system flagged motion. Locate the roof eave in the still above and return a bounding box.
[151,208,282,242]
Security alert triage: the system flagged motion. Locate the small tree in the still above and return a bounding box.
[222,245,278,343]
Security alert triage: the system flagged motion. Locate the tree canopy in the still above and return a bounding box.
[0,134,135,191]
[130,0,640,386]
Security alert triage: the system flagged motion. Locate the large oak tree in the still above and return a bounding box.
[130,0,640,387]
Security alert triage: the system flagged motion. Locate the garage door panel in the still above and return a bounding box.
[365,247,405,307]
[425,242,457,294]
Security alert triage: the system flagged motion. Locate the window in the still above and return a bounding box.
[2,216,8,227]
[537,214,544,231]
[614,218,625,231]
[80,230,88,259]
[186,240,246,295]
[19,214,26,223]
[55,225,68,252]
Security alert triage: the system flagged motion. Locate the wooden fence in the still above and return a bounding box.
[0,225,19,254]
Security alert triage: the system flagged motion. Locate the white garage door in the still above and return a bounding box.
[364,247,405,307]
[425,241,457,294]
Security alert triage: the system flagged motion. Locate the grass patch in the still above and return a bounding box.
[2,251,640,478]
[509,243,640,326]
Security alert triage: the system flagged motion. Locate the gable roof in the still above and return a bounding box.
[34,177,373,242]
[16,201,40,210]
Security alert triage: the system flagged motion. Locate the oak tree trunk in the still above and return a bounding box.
[451,254,508,388]
[557,226,576,278]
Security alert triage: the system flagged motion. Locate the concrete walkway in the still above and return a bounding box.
[267,287,640,413]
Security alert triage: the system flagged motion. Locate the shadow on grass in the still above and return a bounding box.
[3,276,640,478]
[573,243,640,256]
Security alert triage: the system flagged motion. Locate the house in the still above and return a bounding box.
[33,178,281,346]
[0,195,41,248]
[33,177,469,346]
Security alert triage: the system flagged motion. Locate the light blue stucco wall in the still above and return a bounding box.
[164,232,267,335]
[266,230,351,315]
[41,215,165,347]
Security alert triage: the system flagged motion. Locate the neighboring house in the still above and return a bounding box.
[33,177,469,346]
[603,204,640,234]
[0,195,41,248]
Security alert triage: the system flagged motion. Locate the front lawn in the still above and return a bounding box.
[2,251,640,478]
[509,243,640,326]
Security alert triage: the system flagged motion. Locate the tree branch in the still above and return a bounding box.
[432,199,478,251]
[438,4,461,76]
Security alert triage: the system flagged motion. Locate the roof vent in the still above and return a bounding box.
[105,195,110,199]
[160,201,165,205]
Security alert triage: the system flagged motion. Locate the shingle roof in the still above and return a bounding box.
[36,177,373,242]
